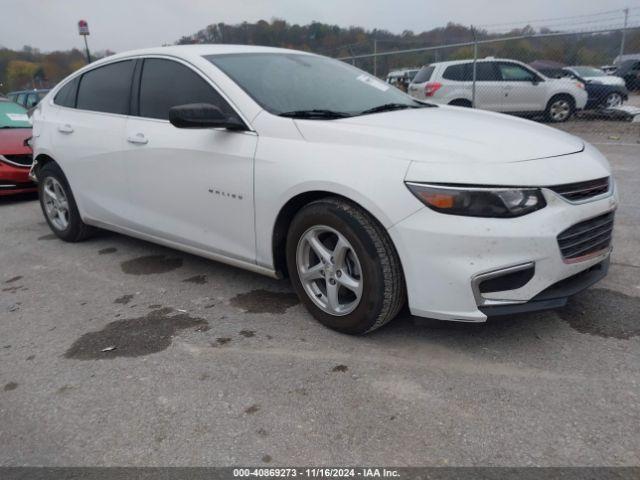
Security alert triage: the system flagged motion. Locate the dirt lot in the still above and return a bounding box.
[0,123,639,466]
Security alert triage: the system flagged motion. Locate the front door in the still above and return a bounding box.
[122,57,257,264]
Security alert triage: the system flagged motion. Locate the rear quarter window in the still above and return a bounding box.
[412,66,435,84]
[54,78,79,108]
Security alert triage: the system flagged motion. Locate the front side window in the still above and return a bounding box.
[206,53,420,116]
[76,60,135,115]
[498,63,537,82]
[138,58,234,121]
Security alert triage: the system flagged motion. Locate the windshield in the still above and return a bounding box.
[205,53,421,116]
[571,66,606,77]
[0,100,31,129]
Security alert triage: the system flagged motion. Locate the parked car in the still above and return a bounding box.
[6,89,50,109]
[615,59,640,90]
[560,68,628,109]
[386,68,419,91]
[31,45,616,334]
[0,98,36,196]
[564,66,626,87]
[408,58,588,122]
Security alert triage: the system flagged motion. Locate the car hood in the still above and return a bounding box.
[294,106,584,164]
[0,128,32,155]
[585,76,626,86]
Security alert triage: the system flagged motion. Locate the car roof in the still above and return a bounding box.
[88,44,314,67]
[426,58,522,67]
[7,89,50,94]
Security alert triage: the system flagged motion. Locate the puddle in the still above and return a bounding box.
[38,234,57,241]
[558,289,640,339]
[120,255,183,275]
[114,294,134,305]
[64,307,206,359]
[5,276,22,284]
[239,330,255,338]
[230,289,299,314]
[332,365,348,373]
[244,404,260,414]
[183,275,207,284]
[3,382,18,391]
[99,247,117,255]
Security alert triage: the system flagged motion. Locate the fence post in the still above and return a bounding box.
[619,7,629,60]
[373,39,378,77]
[471,26,478,108]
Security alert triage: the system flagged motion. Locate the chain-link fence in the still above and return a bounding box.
[337,14,640,140]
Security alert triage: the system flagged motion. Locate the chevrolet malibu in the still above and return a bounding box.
[30,45,617,334]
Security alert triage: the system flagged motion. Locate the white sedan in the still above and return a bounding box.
[31,45,617,334]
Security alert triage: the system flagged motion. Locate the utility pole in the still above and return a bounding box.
[619,7,629,61]
[373,39,378,77]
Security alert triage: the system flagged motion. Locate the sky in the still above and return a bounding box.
[0,0,638,53]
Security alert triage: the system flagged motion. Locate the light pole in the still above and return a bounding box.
[619,8,629,61]
[78,19,92,64]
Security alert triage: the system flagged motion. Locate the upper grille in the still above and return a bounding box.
[557,211,614,262]
[0,154,33,167]
[549,177,610,202]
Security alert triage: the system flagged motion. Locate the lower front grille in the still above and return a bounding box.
[557,211,614,262]
[0,154,33,167]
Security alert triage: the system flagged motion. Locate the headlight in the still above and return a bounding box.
[405,183,546,218]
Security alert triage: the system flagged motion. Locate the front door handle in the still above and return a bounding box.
[127,133,148,145]
[58,124,74,134]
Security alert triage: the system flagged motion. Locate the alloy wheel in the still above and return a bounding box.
[604,93,623,108]
[42,177,70,231]
[296,225,363,316]
[549,99,571,122]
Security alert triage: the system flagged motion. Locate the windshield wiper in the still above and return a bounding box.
[358,103,423,115]
[278,109,352,119]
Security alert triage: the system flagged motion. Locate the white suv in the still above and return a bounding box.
[31,46,615,334]
[408,58,588,122]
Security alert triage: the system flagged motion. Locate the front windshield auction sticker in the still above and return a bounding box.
[357,74,390,92]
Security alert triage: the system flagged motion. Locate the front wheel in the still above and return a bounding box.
[286,198,405,335]
[603,92,623,109]
[545,95,575,123]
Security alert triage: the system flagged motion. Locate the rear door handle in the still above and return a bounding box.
[58,124,74,134]
[127,133,148,145]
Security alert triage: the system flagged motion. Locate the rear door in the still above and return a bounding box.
[496,62,547,112]
[122,57,257,263]
[50,60,135,224]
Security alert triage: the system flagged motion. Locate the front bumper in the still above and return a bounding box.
[0,159,37,196]
[389,183,617,322]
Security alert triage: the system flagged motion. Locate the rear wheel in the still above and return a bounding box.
[449,99,472,108]
[38,162,95,242]
[286,198,405,335]
[545,95,575,123]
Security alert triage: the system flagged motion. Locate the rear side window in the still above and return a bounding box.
[76,60,135,115]
[413,66,434,84]
[138,58,233,120]
[54,78,79,108]
[443,64,472,81]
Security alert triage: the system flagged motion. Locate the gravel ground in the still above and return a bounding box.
[0,128,639,467]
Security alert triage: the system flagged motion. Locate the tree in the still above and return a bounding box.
[6,60,39,90]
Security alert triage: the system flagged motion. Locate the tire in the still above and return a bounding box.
[449,99,472,108]
[37,161,95,242]
[286,197,405,335]
[602,92,623,109]
[545,95,575,123]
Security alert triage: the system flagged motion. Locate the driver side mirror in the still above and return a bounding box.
[169,103,246,130]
